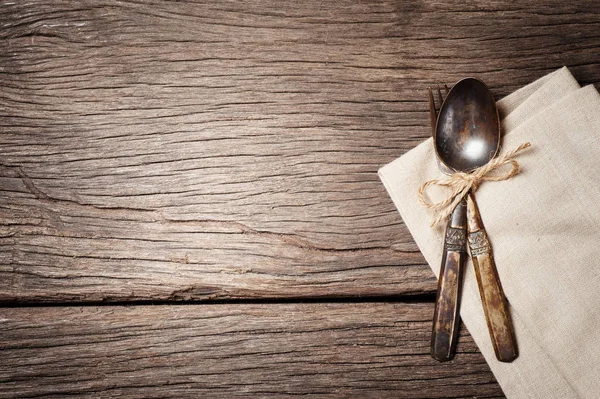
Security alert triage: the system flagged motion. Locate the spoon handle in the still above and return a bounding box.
[466,194,518,363]
[431,197,467,362]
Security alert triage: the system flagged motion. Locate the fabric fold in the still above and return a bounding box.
[379,67,600,398]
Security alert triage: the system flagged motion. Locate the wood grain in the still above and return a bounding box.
[0,302,504,398]
[2,0,600,302]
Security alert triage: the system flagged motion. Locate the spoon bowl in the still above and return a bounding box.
[435,78,500,172]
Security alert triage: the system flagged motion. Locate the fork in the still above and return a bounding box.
[428,85,468,362]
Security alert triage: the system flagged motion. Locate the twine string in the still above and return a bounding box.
[418,142,531,227]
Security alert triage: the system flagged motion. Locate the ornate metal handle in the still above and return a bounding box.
[466,193,518,362]
[431,197,467,362]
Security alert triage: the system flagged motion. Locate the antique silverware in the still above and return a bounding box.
[429,87,468,362]
[432,79,518,362]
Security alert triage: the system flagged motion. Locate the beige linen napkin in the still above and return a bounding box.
[379,67,600,399]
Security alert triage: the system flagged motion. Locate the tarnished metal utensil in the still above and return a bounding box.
[432,78,518,363]
[429,87,468,362]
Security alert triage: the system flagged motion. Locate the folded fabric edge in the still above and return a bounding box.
[497,67,567,116]
[500,67,579,132]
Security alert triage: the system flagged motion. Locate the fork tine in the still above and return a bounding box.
[429,83,449,136]
[437,86,444,112]
[428,87,437,136]
[436,85,444,109]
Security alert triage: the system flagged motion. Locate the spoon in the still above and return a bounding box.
[434,78,518,362]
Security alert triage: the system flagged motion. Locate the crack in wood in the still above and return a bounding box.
[3,163,408,256]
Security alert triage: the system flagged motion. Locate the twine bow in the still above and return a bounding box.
[418,142,531,227]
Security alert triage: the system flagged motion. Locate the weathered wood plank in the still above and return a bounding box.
[0,302,504,398]
[1,0,600,302]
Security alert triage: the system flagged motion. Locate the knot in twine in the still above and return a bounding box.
[418,142,531,227]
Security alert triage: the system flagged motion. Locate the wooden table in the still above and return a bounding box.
[1,1,599,397]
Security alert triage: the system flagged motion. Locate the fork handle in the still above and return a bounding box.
[431,197,467,362]
[466,194,518,362]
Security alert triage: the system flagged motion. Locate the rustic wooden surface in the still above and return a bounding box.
[0,303,503,398]
[2,0,600,397]
[2,0,600,303]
